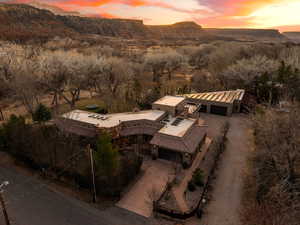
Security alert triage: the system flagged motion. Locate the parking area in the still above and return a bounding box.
[116,159,176,218]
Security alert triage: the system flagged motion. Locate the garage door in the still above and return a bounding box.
[199,104,207,113]
[211,105,228,116]
[158,149,182,162]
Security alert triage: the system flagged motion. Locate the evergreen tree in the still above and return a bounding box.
[33,104,52,122]
[94,132,119,177]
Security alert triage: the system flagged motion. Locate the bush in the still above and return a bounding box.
[188,180,196,192]
[193,169,204,187]
[33,104,52,122]
[94,108,108,114]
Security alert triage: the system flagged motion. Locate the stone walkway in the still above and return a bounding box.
[172,137,212,212]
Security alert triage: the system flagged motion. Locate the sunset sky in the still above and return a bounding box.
[4,0,300,31]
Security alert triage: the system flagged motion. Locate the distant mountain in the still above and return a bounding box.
[204,28,287,42]
[147,22,208,40]
[282,32,300,43]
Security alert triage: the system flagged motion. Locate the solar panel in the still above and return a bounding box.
[171,117,184,126]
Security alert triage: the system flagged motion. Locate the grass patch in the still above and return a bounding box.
[58,97,106,114]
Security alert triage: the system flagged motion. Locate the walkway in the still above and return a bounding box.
[172,137,212,212]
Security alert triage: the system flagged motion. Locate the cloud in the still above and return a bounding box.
[196,0,282,15]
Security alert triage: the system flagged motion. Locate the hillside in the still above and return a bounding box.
[0,3,206,42]
[0,3,77,42]
[0,3,289,43]
[204,28,287,42]
[282,32,300,43]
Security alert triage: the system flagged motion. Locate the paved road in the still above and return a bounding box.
[0,166,152,225]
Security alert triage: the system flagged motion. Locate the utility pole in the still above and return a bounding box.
[87,144,97,203]
[0,181,10,225]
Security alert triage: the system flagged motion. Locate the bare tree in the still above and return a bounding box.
[221,55,279,90]
[164,50,185,80]
[101,57,132,97]
[143,52,167,83]
[38,50,69,112]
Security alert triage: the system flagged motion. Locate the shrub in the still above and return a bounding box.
[33,104,52,122]
[188,180,196,192]
[193,169,204,187]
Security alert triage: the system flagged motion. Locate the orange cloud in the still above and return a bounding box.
[52,0,169,8]
[198,0,282,16]
[229,0,281,16]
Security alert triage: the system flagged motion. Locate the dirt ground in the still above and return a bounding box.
[186,114,253,225]
[1,91,93,120]
[117,158,176,218]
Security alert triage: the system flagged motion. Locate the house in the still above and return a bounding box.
[55,96,207,167]
[55,91,245,166]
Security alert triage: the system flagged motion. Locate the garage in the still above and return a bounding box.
[211,105,228,116]
[183,89,245,117]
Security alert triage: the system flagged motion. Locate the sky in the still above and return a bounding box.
[3,0,300,31]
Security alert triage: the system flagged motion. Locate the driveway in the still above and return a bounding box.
[0,166,152,225]
[187,114,253,225]
[117,159,175,218]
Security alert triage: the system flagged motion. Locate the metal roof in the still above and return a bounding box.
[183,89,245,104]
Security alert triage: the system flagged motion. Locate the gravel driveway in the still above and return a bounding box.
[187,114,253,225]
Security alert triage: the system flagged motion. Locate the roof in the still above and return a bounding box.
[153,95,185,107]
[184,89,245,104]
[158,116,196,137]
[150,122,207,154]
[61,110,166,128]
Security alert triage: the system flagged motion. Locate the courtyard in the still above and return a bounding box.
[116,158,176,217]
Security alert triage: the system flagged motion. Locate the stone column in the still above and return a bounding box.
[207,104,211,114]
[182,153,192,168]
[227,105,233,116]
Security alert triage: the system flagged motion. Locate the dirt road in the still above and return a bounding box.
[187,114,253,225]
